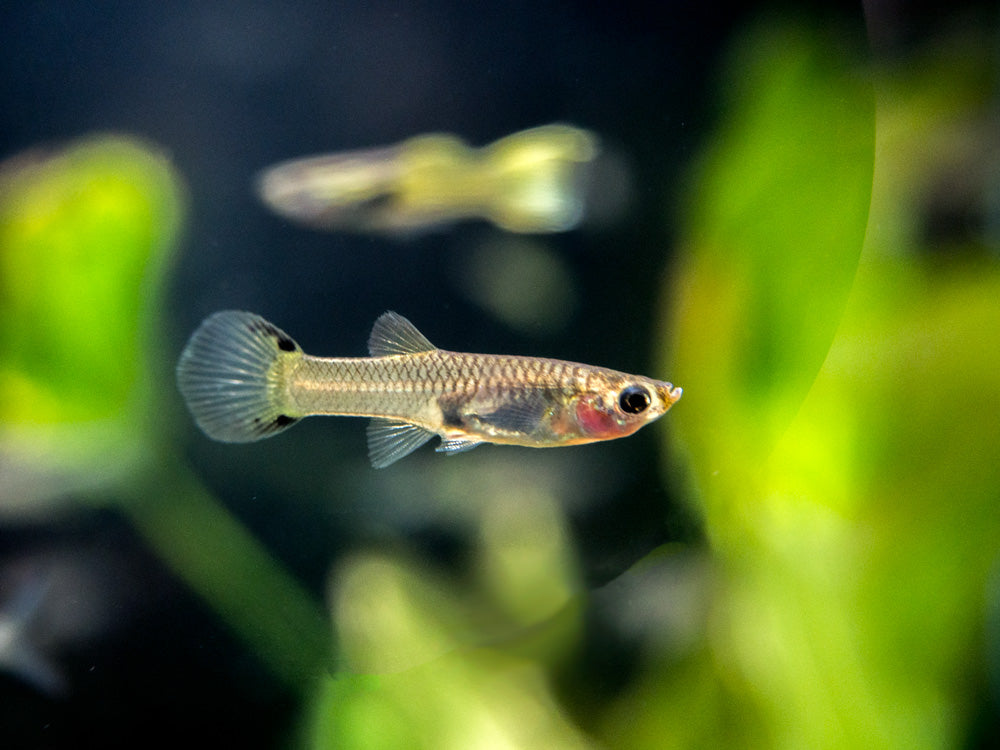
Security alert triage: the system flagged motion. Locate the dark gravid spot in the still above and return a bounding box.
[437,395,470,429]
[441,406,465,429]
[274,414,296,427]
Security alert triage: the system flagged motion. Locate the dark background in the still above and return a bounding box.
[0,1,979,746]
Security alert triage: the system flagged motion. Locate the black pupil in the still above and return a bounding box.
[619,386,650,414]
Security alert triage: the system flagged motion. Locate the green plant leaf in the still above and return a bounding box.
[662,23,875,526]
[0,134,184,494]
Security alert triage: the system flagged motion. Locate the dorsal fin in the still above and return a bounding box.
[368,311,436,356]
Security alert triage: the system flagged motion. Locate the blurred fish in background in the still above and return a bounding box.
[0,544,157,697]
[0,564,64,695]
[256,123,601,234]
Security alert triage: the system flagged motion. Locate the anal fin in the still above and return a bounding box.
[436,435,484,455]
[366,418,435,468]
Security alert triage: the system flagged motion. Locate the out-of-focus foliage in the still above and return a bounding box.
[619,20,1000,750]
[4,12,997,750]
[666,23,876,529]
[303,472,594,749]
[301,18,1000,750]
[453,236,578,335]
[0,134,329,690]
[0,136,183,507]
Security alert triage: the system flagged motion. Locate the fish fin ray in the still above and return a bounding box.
[176,311,301,442]
[368,312,436,356]
[471,392,552,436]
[367,418,435,468]
[436,436,484,455]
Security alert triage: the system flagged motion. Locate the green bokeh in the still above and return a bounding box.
[3,16,997,750]
[665,23,876,528]
[0,136,181,427]
[634,20,1000,750]
[0,134,331,691]
[301,19,1000,750]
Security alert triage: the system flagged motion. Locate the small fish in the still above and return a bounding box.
[176,311,681,468]
[256,124,598,234]
[0,569,65,695]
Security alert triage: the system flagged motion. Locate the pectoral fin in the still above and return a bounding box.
[471,392,552,436]
[366,418,435,468]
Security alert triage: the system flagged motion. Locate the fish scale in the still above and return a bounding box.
[290,351,572,415]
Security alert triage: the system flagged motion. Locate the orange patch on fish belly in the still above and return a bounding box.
[574,400,629,439]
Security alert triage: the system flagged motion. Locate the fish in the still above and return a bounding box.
[0,568,65,695]
[176,311,682,468]
[255,123,598,235]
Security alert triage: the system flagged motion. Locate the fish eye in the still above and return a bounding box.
[619,385,651,415]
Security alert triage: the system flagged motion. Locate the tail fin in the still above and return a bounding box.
[176,311,303,442]
[484,124,598,233]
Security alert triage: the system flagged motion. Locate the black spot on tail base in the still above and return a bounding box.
[252,413,300,435]
[247,317,298,352]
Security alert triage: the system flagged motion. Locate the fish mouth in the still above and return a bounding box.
[657,383,683,409]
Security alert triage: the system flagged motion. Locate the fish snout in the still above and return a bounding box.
[656,382,683,412]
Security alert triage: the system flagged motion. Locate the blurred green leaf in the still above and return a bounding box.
[0,135,182,426]
[305,491,586,749]
[636,20,1000,750]
[664,23,875,529]
[0,134,331,691]
[307,650,597,750]
[0,135,184,499]
[127,460,334,689]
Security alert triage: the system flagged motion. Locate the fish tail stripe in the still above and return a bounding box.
[176,311,301,442]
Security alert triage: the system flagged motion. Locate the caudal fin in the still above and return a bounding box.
[176,311,303,442]
[484,124,598,233]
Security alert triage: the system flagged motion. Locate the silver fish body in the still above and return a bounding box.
[176,311,681,468]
